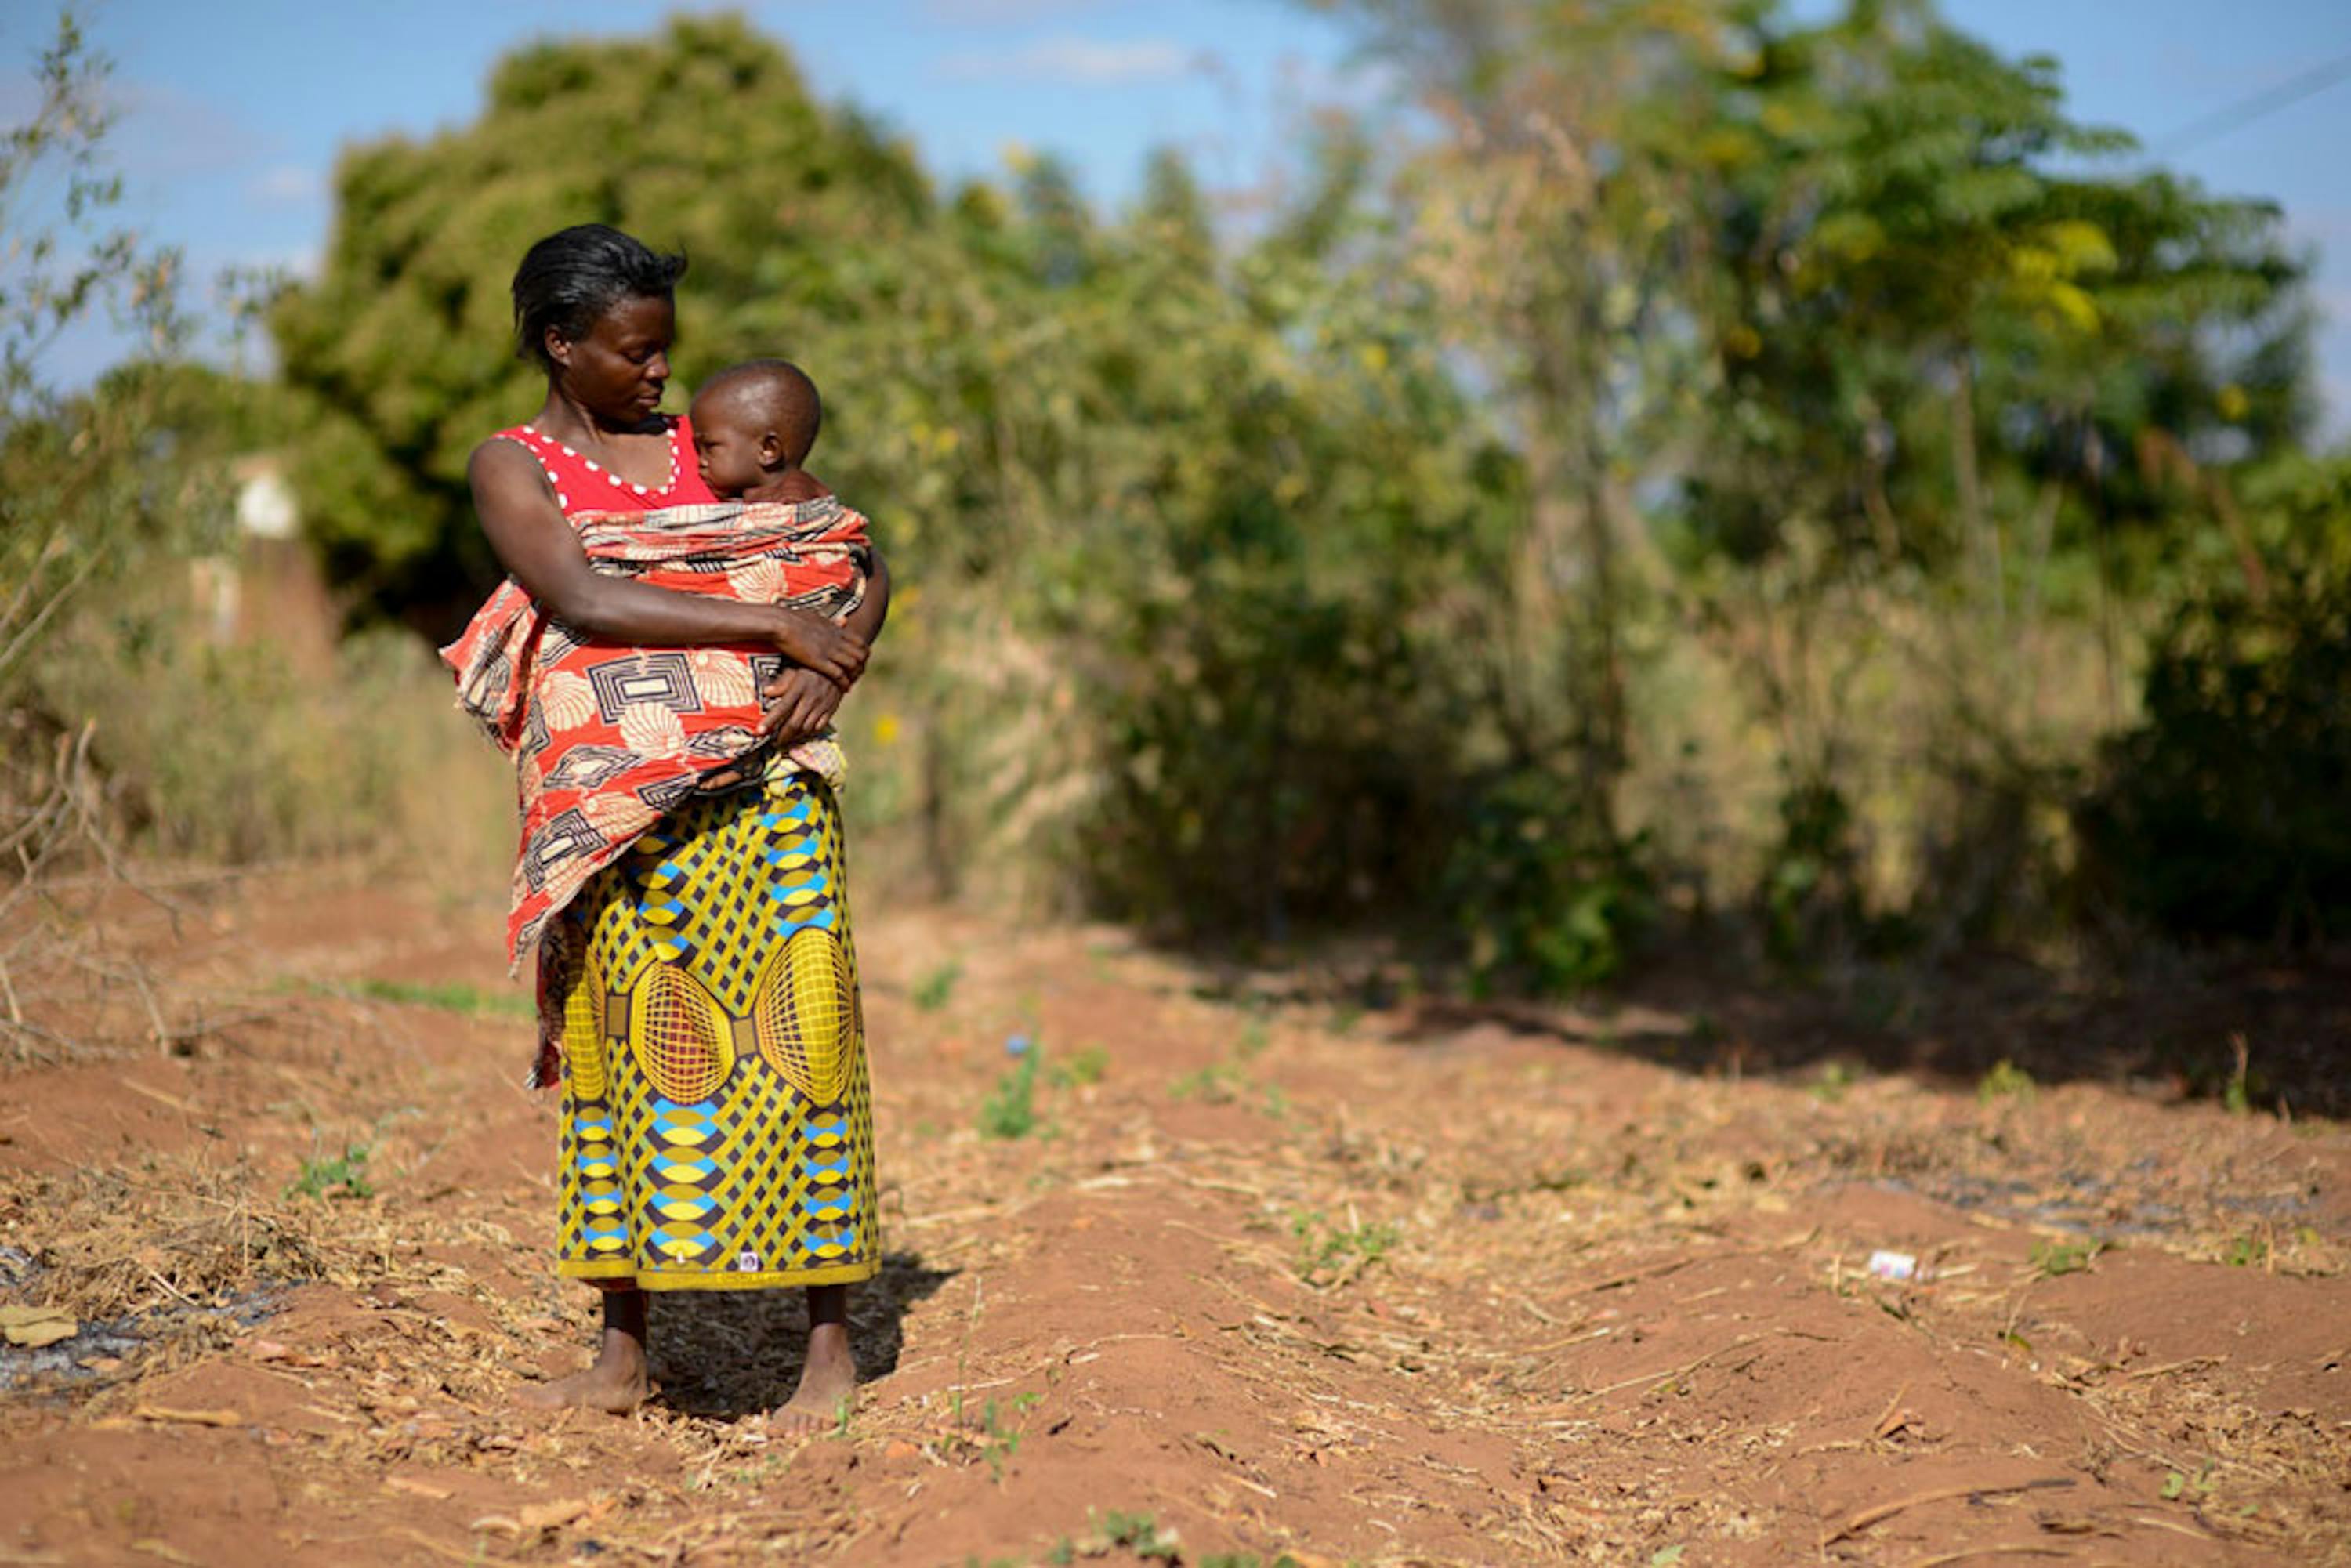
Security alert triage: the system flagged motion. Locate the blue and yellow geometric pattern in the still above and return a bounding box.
[549,767,878,1291]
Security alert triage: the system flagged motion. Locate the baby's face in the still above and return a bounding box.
[689,400,766,498]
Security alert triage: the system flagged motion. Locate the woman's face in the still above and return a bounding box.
[548,293,674,422]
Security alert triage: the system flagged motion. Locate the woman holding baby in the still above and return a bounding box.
[454,223,884,1431]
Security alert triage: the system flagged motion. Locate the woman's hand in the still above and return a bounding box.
[760,666,846,746]
[770,607,868,686]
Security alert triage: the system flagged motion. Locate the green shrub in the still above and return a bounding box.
[1446,770,1653,994]
[1760,778,1867,967]
[2078,572,2351,942]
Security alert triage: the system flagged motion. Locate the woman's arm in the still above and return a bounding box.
[843,546,890,646]
[469,439,866,684]
[759,547,892,743]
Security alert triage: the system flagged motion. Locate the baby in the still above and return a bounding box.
[691,360,826,502]
[674,357,890,783]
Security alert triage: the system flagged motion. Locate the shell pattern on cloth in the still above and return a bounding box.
[726,559,784,604]
[540,670,599,731]
[619,702,689,759]
[583,791,654,837]
[689,649,758,708]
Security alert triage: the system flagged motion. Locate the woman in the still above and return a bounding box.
[469,223,875,1430]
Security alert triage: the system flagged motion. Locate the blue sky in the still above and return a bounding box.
[11,0,2351,432]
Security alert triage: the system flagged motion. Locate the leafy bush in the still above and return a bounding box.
[1760,779,1868,968]
[1446,770,1654,993]
[2078,570,2351,943]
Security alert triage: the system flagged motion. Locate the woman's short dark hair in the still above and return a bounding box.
[511,224,688,368]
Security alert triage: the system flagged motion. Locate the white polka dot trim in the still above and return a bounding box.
[511,422,680,500]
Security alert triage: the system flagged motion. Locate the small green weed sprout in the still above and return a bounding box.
[2029,1237,2101,1278]
[2223,1033,2253,1115]
[1978,1059,2037,1106]
[1171,1062,1244,1104]
[914,959,963,1012]
[1091,1512,1179,1563]
[2161,1461,2217,1501]
[1810,1060,1857,1103]
[1291,1209,1400,1286]
[1052,1508,1290,1566]
[977,1396,1023,1481]
[978,1042,1042,1140]
[1049,1044,1109,1088]
[288,1143,374,1200]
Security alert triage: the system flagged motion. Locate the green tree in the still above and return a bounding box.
[1675,0,2305,588]
[1313,0,2316,967]
[272,13,936,630]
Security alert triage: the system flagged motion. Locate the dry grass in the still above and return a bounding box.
[11,1159,330,1325]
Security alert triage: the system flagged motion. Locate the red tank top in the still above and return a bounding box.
[493,416,719,516]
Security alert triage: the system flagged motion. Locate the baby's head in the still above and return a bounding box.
[689,359,823,500]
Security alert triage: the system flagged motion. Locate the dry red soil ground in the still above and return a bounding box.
[2,866,2347,1566]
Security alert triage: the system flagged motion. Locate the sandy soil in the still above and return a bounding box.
[2,865,2346,1566]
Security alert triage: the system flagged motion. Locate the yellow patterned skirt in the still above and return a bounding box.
[543,769,878,1291]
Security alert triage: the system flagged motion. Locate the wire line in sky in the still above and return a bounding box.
[2153,49,2351,156]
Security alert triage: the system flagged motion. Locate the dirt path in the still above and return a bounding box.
[2,867,2347,1566]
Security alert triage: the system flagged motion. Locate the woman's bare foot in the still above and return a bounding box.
[516,1290,650,1413]
[771,1322,857,1432]
[770,1284,857,1434]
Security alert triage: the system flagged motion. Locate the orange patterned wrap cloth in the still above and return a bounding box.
[439,496,871,970]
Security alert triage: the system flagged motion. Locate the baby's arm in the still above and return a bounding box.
[469,439,867,683]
